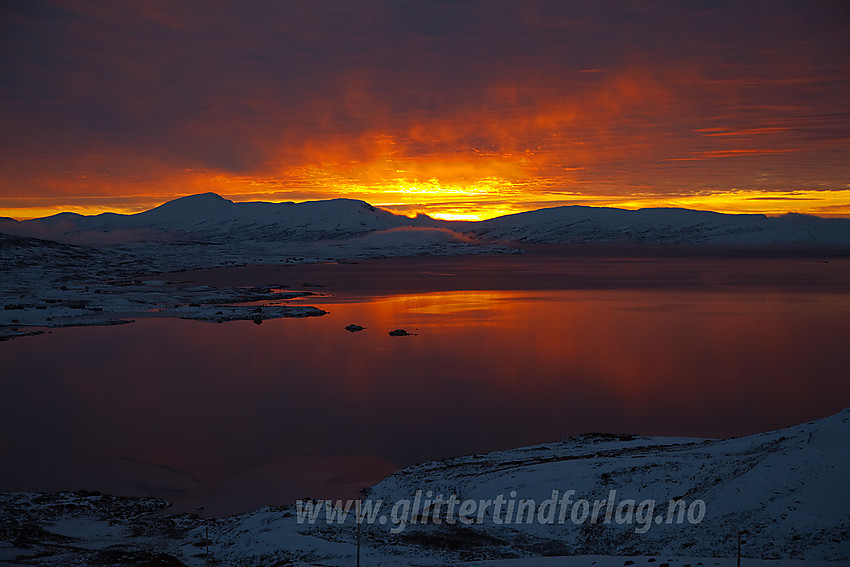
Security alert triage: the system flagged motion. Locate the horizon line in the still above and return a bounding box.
[4,191,850,223]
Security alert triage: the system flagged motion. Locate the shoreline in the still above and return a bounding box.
[1,408,848,563]
[4,247,849,341]
[148,247,850,298]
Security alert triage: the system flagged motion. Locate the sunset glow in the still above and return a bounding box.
[1,2,848,220]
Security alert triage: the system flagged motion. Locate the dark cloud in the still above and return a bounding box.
[1,0,848,216]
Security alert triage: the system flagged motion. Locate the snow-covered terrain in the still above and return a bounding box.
[367,411,850,561]
[3,193,849,246]
[1,409,847,566]
[0,231,327,340]
[2,193,848,340]
[0,193,442,245]
[461,206,850,246]
[0,195,504,340]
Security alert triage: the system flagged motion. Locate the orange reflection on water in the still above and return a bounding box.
[307,288,850,433]
[1,285,847,485]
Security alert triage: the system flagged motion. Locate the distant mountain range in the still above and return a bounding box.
[467,205,850,246]
[1,192,849,246]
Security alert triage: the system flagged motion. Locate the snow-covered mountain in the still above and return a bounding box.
[2,193,849,246]
[0,196,496,341]
[462,205,850,245]
[0,193,438,244]
[1,409,847,565]
[2,193,848,340]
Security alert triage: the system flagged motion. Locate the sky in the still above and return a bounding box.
[1,0,849,220]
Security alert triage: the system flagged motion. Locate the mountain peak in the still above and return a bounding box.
[161,192,231,207]
[139,193,233,219]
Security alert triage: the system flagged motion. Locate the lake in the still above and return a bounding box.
[1,251,848,513]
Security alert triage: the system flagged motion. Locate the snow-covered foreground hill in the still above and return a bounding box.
[2,409,847,566]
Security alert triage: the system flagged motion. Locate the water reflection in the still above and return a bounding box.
[1,285,848,504]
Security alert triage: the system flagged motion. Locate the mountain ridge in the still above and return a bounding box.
[1,192,848,246]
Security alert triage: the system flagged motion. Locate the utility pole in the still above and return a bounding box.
[737,531,747,567]
[737,531,741,567]
[356,498,361,567]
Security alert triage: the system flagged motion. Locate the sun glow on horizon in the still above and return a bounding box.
[3,3,849,225]
[3,179,850,222]
[1,137,848,221]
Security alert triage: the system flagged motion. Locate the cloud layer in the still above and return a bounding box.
[2,0,849,218]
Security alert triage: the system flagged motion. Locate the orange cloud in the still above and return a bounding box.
[1,2,848,221]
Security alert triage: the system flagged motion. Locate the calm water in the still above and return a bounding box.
[1,254,849,502]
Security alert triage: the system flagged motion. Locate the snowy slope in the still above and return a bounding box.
[463,206,850,245]
[2,193,849,246]
[0,213,490,342]
[367,409,850,560]
[2,194,848,339]
[2,409,847,565]
[0,232,104,267]
[0,193,438,244]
